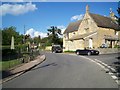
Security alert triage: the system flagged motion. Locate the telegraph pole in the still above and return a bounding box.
[23,25,26,44]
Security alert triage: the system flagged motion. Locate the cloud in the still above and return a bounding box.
[0,2,37,16]
[56,25,66,38]
[57,25,66,34]
[71,14,84,21]
[25,28,47,38]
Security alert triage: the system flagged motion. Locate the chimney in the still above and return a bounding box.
[109,8,117,21]
[86,5,89,13]
[110,8,114,17]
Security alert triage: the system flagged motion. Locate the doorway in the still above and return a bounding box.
[89,38,93,49]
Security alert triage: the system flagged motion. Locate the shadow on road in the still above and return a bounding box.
[31,62,58,71]
[2,70,13,79]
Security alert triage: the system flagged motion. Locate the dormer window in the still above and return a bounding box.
[73,32,75,34]
[84,27,89,30]
[115,31,118,35]
[66,33,69,39]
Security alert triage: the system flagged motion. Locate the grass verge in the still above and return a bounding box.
[64,50,75,53]
[0,59,22,71]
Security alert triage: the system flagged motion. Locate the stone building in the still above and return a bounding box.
[63,5,120,51]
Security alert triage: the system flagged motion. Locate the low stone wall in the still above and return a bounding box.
[45,46,52,51]
[97,48,120,54]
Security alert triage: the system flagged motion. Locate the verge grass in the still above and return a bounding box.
[0,59,22,71]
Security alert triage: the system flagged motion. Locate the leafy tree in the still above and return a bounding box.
[33,35,41,44]
[47,26,62,45]
[117,2,120,25]
[41,37,51,46]
[2,26,21,45]
[24,34,33,43]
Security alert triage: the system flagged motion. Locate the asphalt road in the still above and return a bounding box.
[85,53,119,69]
[3,52,118,88]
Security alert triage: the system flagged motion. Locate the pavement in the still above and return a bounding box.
[0,54,46,84]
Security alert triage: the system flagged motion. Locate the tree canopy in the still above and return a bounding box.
[117,2,120,25]
[47,26,62,46]
[2,26,23,45]
[2,26,63,48]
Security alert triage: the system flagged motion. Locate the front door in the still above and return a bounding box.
[89,38,93,49]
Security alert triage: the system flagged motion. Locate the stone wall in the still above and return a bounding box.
[45,46,52,51]
[97,48,120,54]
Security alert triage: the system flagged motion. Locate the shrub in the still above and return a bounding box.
[2,49,22,61]
[64,50,75,53]
[114,45,120,48]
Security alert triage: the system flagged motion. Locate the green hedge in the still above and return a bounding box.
[2,44,28,52]
[64,50,75,53]
[2,46,10,50]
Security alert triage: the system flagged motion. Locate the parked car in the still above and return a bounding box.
[51,45,63,53]
[75,49,99,55]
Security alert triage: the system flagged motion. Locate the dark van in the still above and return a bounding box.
[51,45,62,53]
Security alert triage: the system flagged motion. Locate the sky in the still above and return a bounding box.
[1,2,119,38]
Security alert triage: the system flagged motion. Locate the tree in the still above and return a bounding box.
[117,2,120,25]
[33,35,41,44]
[2,26,21,45]
[47,26,62,45]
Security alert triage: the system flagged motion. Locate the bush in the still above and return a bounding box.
[2,49,17,56]
[64,50,75,53]
[114,45,120,48]
[2,49,22,61]
[15,44,28,53]
[2,46,10,50]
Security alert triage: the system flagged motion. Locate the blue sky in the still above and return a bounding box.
[1,2,118,38]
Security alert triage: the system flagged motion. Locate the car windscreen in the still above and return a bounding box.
[54,46,61,49]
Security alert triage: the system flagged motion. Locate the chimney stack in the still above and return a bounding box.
[109,8,117,21]
[86,5,89,13]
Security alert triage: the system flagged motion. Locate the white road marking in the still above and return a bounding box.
[111,75,118,80]
[63,53,120,85]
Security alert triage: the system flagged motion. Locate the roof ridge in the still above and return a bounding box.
[89,13,111,19]
[70,20,82,24]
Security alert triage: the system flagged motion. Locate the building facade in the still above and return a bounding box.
[63,5,120,51]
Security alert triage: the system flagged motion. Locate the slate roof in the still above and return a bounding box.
[89,13,120,30]
[64,13,119,34]
[63,20,82,34]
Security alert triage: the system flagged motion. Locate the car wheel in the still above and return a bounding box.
[76,51,80,55]
[52,51,55,53]
[87,52,91,56]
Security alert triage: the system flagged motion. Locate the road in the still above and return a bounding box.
[3,52,118,88]
[85,53,119,69]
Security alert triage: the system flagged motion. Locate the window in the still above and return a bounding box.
[115,31,118,35]
[67,33,69,39]
[73,32,75,34]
